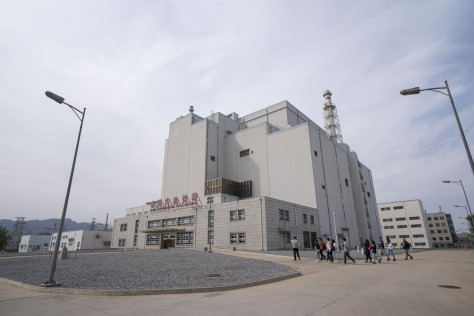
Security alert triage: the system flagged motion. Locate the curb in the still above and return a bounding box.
[0,270,300,296]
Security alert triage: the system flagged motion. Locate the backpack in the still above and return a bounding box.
[367,244,372,251]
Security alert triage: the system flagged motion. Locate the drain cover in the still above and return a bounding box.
[206,273,221,278]
[438,285,461,289]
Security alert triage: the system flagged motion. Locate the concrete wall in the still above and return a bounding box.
[18,235,50,253]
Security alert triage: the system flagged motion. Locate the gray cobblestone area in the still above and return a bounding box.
[0,249,295,291]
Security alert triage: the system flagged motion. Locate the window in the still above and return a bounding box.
[429,224,433,227]
[146,234,160,245]
[148,220,161,228]
[120,224,128,231]
[177,232,194,245]
[432,237,437,241]
[399,235,409,238]
[387,235,396,239]
[392,243,398,246]
[322,185,326,189]
[230,210,245,221]
[383,218,393,222]
[303,214,307,224]
[230,233,237,244]
[162,218,176,227]
[230,232,246,244]
[409,216,420,220]
[384,226,394,229]
[345,178,349,187]
[208,210,214,227]
[393,206,404,210]
[238,233,246,244]
[435,223,440,227]
[439,237,444,241]
[314,151,318,157]
[279,209,289,221]
[397,225,407,229]
[415,242,426,246]
[118,239,126,247]
[434,217,439,220]
[396,217,406,221]
[310,215,315,225]
[427,217,432,220]
[443,230,448,233]
[178,216,194,226]
[208,231,214,244]
[411,224,422,228]
[240,149,250,157]
[437,230,442,233]
[284,232,290,243]
[441,223,446,227]
[413,234,424,238]
[445,237,450,241]
[440,216,444,220]
[210,156,216,161]
[367,192,371,198]
[430,230,434,233]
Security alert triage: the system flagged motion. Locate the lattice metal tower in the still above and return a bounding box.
[323,90,344,143]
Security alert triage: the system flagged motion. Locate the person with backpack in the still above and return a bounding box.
[386,237,396,261]
[363,239,372,263]
[332,239,338,263]
[377,237,385,259]
[342,237,355,264]
[326,237,333,263]
[371,240,381,264]
[318,238,326,261]
[314,239,321,261]
[402,238,413,260]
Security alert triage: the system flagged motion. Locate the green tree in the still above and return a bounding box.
[0,226,12,251]
[467,215,474,234]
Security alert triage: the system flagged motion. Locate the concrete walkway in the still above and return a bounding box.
[1,249,473,316]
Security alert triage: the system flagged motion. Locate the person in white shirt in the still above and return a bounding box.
[290,236,301,261]
[386,237,396,261]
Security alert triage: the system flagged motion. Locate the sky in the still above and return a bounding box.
[1,1,473,234]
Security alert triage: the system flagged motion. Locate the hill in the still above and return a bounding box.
[0,218,110,236]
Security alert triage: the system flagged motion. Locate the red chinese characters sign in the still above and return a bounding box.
[147,192,199,212]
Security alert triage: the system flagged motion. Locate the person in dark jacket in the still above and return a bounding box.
[363,239,372,263]
[402,238,413,260]
[371,240,381,264]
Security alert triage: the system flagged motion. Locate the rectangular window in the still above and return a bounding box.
[397,225,407,229]
[392,243,398,246]
[445,237,450,241]
[322,185,326,189]
[432,237,437,240]
[395,217,406,221]
[178,216,194,226]
[345,178,349,187]
[399,235,409,238]
[230,210,245,221]
[208,231,214,245]
[177,232,194,245]
[434,217,439,220]
[284,232,290,243]
[118,239,126,247]
[440,216,444,220]
[314,150,318,157]
[238,209,245,220]
[120,224,128,231]
[279,209,289,221]
[208,210,214,227]
[415,242,426,246]
[210,155,216,161]
[162,219,176,227]
[443,229,448,233]
[384,226,394,229]
[409,216,420,220]
[393,206,404,210]
[436,223,440,227]
[430,230,434,233]
[441,223,446,227]
[310,215,315,225]
[429,224,433,227]
[148,220,161,228]
[411,224,422,228]
[230,210,238,221]
[387,235,396,239]
[146,234,160,245]
[230,232,246,244]
[367,192,371,198]
[437,230,442,233]
[303,214,307,224]
[383,218,393,222]
[240,149,250,157]
[230,233,237,244]
[439,237,444,241]
[238,233,246,244]
[427,217,432,220]
[413,234,424,238]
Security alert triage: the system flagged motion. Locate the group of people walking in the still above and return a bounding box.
[290,236,414,264]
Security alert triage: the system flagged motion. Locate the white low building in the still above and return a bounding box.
[49,230,112,252]
[113,97,382,250]
[18,235,51,253]
[378,200,433,248]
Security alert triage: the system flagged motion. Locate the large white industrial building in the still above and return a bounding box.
[112,92,382,250]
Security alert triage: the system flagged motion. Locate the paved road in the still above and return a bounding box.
[0,249,473,316]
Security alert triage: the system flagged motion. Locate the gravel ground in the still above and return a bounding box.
[0,249,295,291]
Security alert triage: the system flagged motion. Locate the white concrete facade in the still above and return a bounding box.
[112,196,320,251]
[377,200,433,248]
[49,230,112,252]
[18,235,51,253]
[426,212,456,248]
[158,101,381,246]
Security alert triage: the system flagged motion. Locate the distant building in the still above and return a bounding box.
[49,230,112,251]
[18,235,51,253]
[377,200,433,248]
[426,211,457,248]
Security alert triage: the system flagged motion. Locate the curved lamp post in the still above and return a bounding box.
[43,91,86,286]
[400,81,474,175]
[442,180,472,219]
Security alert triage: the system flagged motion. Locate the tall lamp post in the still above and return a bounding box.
[43,91,86,286]
[455,205,473,232]
[442,180,472,219]
[400,80,474,175]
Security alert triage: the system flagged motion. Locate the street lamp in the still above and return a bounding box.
[442,180,472,219]
[42,91,86,287]
[400,80,474,175]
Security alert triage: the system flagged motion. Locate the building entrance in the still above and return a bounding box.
[161,234,176,248]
